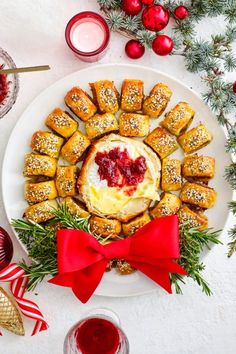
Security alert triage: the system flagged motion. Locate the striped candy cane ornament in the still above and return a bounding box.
[0,263,48,335]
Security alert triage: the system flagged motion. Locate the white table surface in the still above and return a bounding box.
[0,1,236,353]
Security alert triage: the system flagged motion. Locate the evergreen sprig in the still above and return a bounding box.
[97,0,236,256]
[171,226,222,295]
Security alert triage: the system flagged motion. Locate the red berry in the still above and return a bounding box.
[152,35,174,56]
[141,0,154,5]
[125,40,145,59]
[174,6,188,20]
[142,5,169,32]
[122,0,142,16]
[233,81,236,93]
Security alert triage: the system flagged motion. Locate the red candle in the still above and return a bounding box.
[65,12,110,62]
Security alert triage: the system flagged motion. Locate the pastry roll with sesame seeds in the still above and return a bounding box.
[144,127,178,159]
[150,193,181,219]
[24,199,58,223]
[119,113,150,137]
[178,124,212,153]
[85,113,119,139]
[25,180,58,204]
[121,79,144,112]
[178,205,208,229]
[161,158,182,191]
[122,213,151,237]
[55,166,79,197]
[65,87,97,121]
[180,182,217,209]
[143,83,172,118]
[45,108,78,138]
[160,102,195,136]
[31,131,64,159]
[89,80,120,114]
[182,154,215,181]
[23,153,57,177]
[61,131,90,164]
[90,216,121,238]
[61,197,90,218]
[116,260,136,275]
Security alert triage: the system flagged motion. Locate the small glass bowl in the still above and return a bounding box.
[0,48,19,119]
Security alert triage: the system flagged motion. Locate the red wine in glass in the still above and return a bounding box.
[64,309,129,354]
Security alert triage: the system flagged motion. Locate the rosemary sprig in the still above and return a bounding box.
[171,226,222,295]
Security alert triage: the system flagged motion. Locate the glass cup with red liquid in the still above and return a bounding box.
[64,309,129,354]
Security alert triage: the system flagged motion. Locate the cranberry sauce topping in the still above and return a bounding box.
[95,147,147,189]
[0,66,8,104]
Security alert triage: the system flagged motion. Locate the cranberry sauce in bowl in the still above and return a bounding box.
[0,48,19,119]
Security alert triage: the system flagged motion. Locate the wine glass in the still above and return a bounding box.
[64,308,129,354]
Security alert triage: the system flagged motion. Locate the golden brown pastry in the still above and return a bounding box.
[24,199,57,223]
[182,154,215,181]
[121,79,144,112]
[180,182,217,209]
[23,153,57,177]
[161,158,182,191]
[144,127,178,159]
[64,87,97,121]
[61,197,90,218]
[31,131,64,158]
[55,166,78,197]
[151,193,181,219]
[45,108,78,138]
[161,102,195,136]
[119,113,150,137]
[25,180,58,204]
[85,113,118,139]
[178,124,212,153]
[122,213,151,237]
[90,80,120,114]
[178,205,208,229]
[116,260,136,275]
[61,131,90,164]
[90,216,121,238]
[143,83,172,118]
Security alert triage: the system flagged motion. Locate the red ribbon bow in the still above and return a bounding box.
[49,215,187,303]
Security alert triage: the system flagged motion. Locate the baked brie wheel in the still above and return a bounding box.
[78,134,161,222]
[143,83,172,118]
[161,102,195,136]
[90,80,120,114]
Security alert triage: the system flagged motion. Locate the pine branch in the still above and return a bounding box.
[228,226,236,257]
[225,163,236,189]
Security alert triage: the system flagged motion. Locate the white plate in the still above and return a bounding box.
[1,64,232,297]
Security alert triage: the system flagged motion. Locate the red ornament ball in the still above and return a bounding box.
[174,6,189,20]
[125,40,145,59]
[152,35,174,56]
[141,0,154,5]
[0,227,13,271]
[142,5,170,32]
[233,81,236,93]
[122,0,142,16]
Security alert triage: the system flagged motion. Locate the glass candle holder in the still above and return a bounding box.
[64,308,129,354]
[65,12,110,63]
